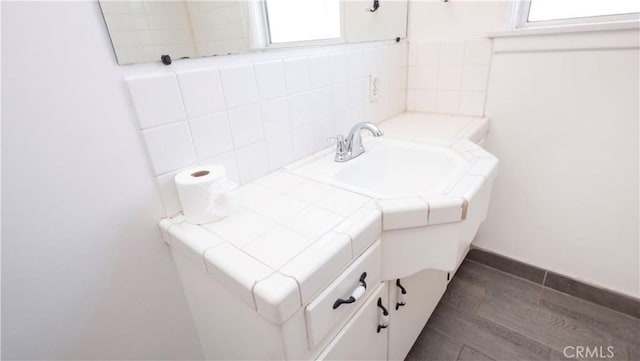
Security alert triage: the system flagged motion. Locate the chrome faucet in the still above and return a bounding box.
[331,122,384,162]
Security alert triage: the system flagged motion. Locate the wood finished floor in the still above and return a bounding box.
[405,260,640,361]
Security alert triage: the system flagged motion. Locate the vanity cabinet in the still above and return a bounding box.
[387,270,447,360]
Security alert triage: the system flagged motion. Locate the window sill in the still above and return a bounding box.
[488,19,639,53]
[488,19,639,38]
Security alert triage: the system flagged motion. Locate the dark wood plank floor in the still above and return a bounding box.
[405,260,640,361]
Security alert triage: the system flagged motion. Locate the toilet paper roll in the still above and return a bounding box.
[175,165,238,225]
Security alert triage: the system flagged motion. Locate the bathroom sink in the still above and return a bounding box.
[292,137,472,199]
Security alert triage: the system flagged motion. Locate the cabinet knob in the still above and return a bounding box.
[395,279,408,310]
[377,298,389,333]
[332,272,367,309]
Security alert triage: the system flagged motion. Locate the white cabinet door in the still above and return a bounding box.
[317,283,388,361]
[387,269,447,361]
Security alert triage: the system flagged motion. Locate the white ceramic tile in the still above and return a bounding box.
[313,117,336,152]
[176,68,226,118]
[416,66,438,90]
[142,121,196,175]
[288,92,313,129]
[235,141,270,183]
[395,42,408,68]
[243,226,314,269]
[283,57,310,94]
[334,206,382,257]
[235,183,279,209]
[459,91,486,116]
[218,63,259,109]
[347,50,366,79]
[436,90,460,114]
[252,272,301,324]
[280,231,352,304]
[266,131,294,171]
[311,87,333,122]
[329,52,349,83]
[333,111,352,135]
[261,98,291,138]
[439,41,465,65]
[378,197,429,230]
[291,123,316,159]
[408,42,419,65]
[308,55,331,89]
[437,66,463,91]
[424,195,464,225]
[446,174,484,201]
[407,67,417,89]
[203,209,277,247]
[315,188,370,216]
[406,90,416,111]
[414,90,437,112]
[198,151,239,183]
[283,206,342,240]
[464,38,492,65]
[169,223,225,270]
[331,82,349,114]
[254,171,306,192]
[253,194,309,223]
[375,45,391,72]
[417,42,440,66]
[361,47,377,75]
[203,243,274,306]
[285,180,336,205]
[227,104,264,148]
[158,216,183,245]
[348,77,369,107]
[188,112,233,160]
[254,59,287,101]
[126,74,186,129]
[155,163,196,216]
[461,66,490,92]
[468,157,499,180]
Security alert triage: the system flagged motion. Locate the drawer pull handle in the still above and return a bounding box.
[395,279,408,310]
[377,298,389,333]
[332,272,367,309]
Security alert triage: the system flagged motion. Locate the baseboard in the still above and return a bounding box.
[466,247,640,319]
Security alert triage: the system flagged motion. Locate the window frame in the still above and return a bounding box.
[511,0,640,29]
[257,0,345,49]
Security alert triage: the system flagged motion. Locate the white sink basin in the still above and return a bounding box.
[293,137,472,199]
[290,134,498,279]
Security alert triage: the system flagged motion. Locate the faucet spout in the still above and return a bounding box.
[333,122,384,162]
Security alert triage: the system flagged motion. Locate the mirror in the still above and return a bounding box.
[100,0,408,65]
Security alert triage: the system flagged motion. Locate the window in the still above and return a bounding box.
[264,0,341,44]
[516,0,640,27]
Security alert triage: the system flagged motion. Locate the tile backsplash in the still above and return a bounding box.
[406,39,492,116]
[125,41,408,216]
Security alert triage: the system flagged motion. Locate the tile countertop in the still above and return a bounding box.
[159,111,495,326]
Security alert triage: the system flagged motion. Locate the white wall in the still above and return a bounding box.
[2,2,203,359]
[478,30,639,298]
[408,0,640,298]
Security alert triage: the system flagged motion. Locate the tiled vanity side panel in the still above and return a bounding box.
[406,39,492,117]
[125,42,408,216]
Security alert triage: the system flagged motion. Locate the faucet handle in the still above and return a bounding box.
[328,135,347,154]
[327,135,344,143]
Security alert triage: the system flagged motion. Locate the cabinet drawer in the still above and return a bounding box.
[305,240,381,349]
[317,283,388,361]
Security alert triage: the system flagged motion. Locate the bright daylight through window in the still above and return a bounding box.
[265,0,341,43]
[527,0,640,22]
